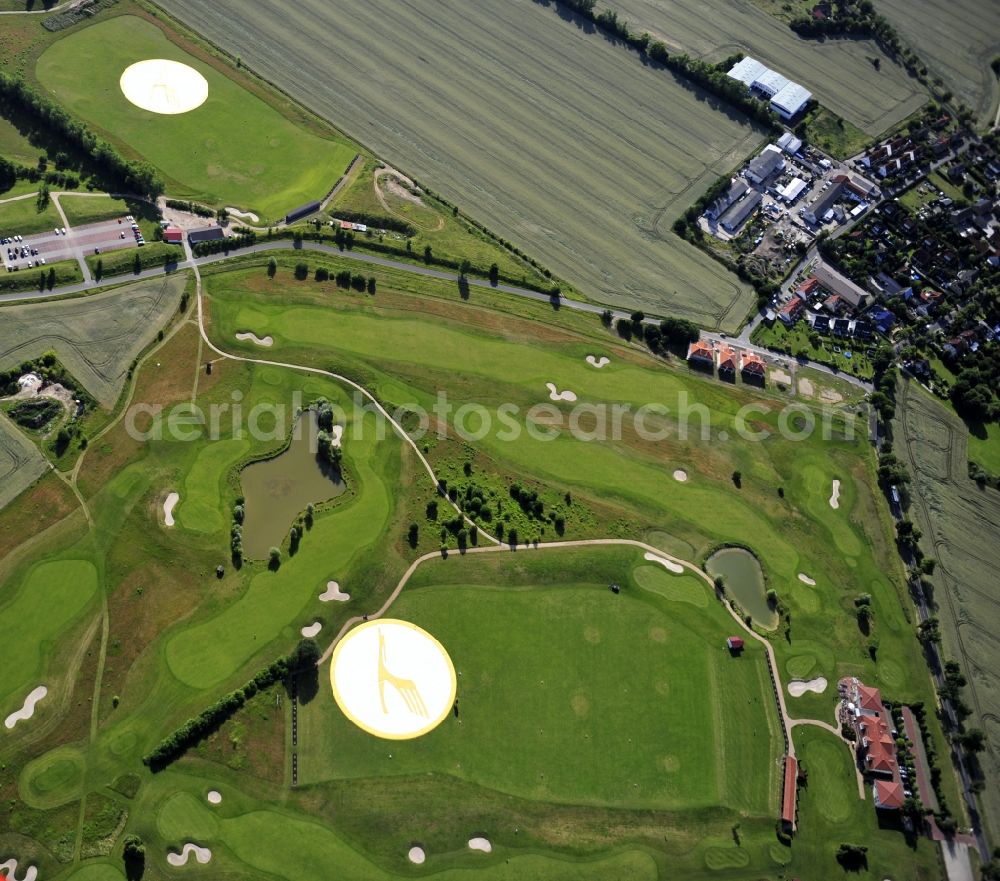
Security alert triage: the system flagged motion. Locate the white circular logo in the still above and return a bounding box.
[330,619,456,740]
[119,59,209,115]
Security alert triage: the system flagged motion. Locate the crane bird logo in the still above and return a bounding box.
[377,629,429,718]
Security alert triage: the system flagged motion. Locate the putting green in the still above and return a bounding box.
[632,564,709,607]
[36,16,356,218]
[20,744,87,808]
[157,791,220,842]
[0,559,98,708]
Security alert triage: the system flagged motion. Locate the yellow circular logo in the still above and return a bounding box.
[330,619,456,740]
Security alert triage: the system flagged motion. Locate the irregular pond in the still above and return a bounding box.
[705,547,778,630]
[240,410,344,558]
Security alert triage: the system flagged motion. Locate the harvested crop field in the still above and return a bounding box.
[876,0,1000,125]
[895,379,1000,842]
[0,274,186,406]
[604,0,927,134]
[158,0,763,330]
[0,412,47,510]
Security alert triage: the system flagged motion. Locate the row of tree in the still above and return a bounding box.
[0,71,163,197]
[142,638,320,771]
[548,0,780,129]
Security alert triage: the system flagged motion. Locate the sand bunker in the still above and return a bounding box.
[585,355,610,369]
[673,470,688,482]
[226,207,259,223]
[301,621,322,638]
[206,790,222,805]
[407,847,426,865]
[167,844,212,867]
[788,677,828,697]
[4,686,47,730]
[545,382,577,402]
[643,551,684,575]
[235,331,273,347]
[798,377,815,397]
[330,425,343,448]
[0,858,37,881]
[468,838,492,853]
[120,59,208,115]
[829,479,841,509]
[798,573,816,586]
[163,491,179,527]
[320,580,350,602]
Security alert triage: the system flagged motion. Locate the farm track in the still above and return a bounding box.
[156,0,760,329]
[896,379,1000,843]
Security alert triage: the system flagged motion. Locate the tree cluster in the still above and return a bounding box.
[0,71,162,196]
[331,209,415,237]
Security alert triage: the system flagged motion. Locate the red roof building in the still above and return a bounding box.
[782,755,798,827]
[740,352,766,377]
[796,276,820,296]
[717,346,738,374]
[726,636,745,650]
[163,226,183,244]
[778,297,805,325]
[873,779,905,810]
[687,341,714,364]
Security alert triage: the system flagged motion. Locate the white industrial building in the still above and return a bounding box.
[727,56,813,120]
[778,178,808,203]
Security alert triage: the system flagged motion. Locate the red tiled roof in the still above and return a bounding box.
[856,683,883,713]
[797,276,820,295]
[727,636,744,649]
[782,756,798,822]
[874,778,905,809]
[717,347,737,370]
[164,227,183,243]
[779,298,805,317]
[687,342,714,361]
[741,353,766,375]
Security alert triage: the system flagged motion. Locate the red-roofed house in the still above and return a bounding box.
[778,297,806,325]
[687,341,715,370]
[796,276,820,297]
[726,636,745,651]
[740,352,766,386]
[717,346,738,379]
[874,779,905,810]
[782,755,798,829]
[163,226,183,244]
[855,683,884,715]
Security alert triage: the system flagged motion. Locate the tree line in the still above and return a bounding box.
[0,71,162,197]
[546,0,780,130]
[332,209,415,237]
[141,638,320,771]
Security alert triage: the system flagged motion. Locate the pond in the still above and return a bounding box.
[705,547,778,630]
[240,409,345,559]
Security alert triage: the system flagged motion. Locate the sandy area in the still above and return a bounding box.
[226,207,259,223]
[673,469,688,482]
[301,621,322,638]
[820,388,844,403]
[0,858,37,881]
[4,686,48,730]
[320,581,350,602]
[797,573,816,586]
[788,677,828,697]
[798,377,815,397]
[120,59,208,115]
[407,847,426,865]
[330,425,344,448]
[829,479,841,509]
[585,355,610,369]
[643,551,684,575]
[167,844,212,867]
[235,331,273,347]
[468,838,492,853]
[771,368,792,386]
[163,491,179,527]
[545,382,577,402]
[207,790,222,805]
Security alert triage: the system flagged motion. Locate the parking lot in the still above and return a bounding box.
[2,216,146,273]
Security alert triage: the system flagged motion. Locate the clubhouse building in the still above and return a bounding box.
[839,677,906,810]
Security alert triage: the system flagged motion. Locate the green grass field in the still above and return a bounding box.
[0,411,47,509]
[160,0,761,329]
[752,319,875,379]
[0,273,186,406]
[876,0,1000,124]
[0,116,40,167]
[0,191,62,237]
[603,0,927,136]
[0,252,960,880]
[56,193,159,237]
[801,107,872,160]
[0,257,82,295]
[34,15,357,220]
[894,379,1000,843]
[301,547,780,815]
